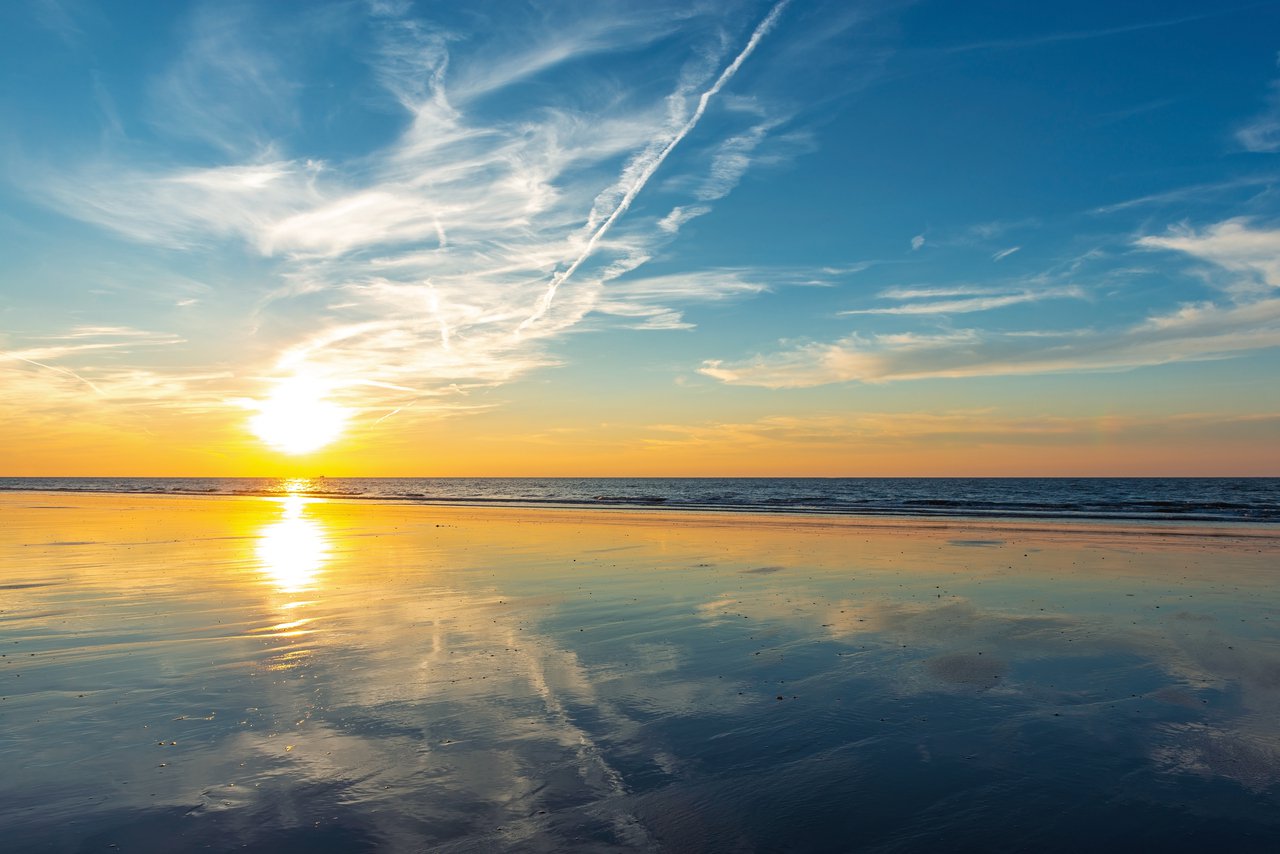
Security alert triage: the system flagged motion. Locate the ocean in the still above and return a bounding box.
[1,476,1277,523]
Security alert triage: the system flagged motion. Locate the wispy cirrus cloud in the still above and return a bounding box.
[1090,175,1279,215]
[519,0,791,330]
[15,0,812,426]
[1137,217,1280,290]
[4,326,183,364]
[930,8,1241,56]
[146,3,300,156]
[642,410,1280,450]
[840,283,1083,316]
[0,326,210,411]
[702,219,1280,387]
[702,299,1280,387]
[1236,79,1280,153]
[595,269,769,330]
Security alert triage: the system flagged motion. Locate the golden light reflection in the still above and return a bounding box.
[255,493,331,593]
[281,477,314,495]
[250,618,314,637]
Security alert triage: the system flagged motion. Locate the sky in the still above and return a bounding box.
[1,0,1279,476]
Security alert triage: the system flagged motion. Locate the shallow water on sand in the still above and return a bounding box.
[2,494,1279,852]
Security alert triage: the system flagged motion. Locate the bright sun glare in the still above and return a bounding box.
[256,493,329,592]
[249,376,350,455]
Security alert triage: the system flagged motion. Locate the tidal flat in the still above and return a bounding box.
[2,493,1279,852]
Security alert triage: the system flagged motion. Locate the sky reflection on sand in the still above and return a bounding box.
[1,494,1279,851]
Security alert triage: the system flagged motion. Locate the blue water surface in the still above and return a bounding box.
[1,477,1277,523]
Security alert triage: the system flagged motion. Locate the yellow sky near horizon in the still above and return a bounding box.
[3,396,1276,477]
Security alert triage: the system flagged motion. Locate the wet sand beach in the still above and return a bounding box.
[2,492,1279,851]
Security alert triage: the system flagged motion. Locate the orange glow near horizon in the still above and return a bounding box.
[0,395,1277,477]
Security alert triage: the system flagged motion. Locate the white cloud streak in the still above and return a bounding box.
[147,4,299,156]
[1236,80,1280,153]
[21,1,804,424]
[595,269,770,330]
[1091,176,1278,214]
[2,354,106,396]
[642,410,1280,450]
[702,219,1280,387]
[0,327,227,426]
[518,0,791,330]
[703,298,1280,387]
[1137,218,1280,289]
[841,284,1083,316]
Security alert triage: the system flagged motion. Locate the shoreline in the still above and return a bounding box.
[6,488,1279,542]
[4,475,1276,529]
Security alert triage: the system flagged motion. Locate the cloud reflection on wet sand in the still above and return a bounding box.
[1,494,1278,850]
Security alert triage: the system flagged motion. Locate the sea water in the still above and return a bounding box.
[2,476,1277,523]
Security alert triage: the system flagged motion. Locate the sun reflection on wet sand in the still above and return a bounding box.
[255,493,330,594]
[2,494,1279,851]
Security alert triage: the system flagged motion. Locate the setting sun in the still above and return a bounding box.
[249,376,350,455]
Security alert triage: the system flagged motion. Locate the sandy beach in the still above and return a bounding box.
[3,491,1279,851]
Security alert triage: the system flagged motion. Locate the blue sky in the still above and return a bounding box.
[1,0,1279,474]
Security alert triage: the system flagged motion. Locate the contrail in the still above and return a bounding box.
[518,0,790,332]
[3,353,106,395]
[426,284,451,350]
[372,401,416,425]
